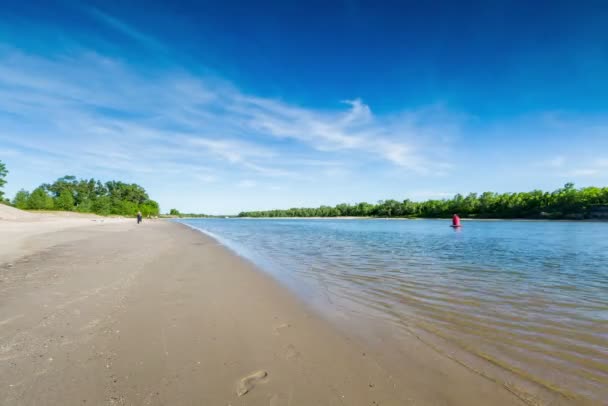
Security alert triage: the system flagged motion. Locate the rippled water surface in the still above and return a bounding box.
[178,218,608,401]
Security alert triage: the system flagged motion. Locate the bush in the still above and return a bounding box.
[13,189,30,209]
[27,187,54,210]
[55,189,75,211]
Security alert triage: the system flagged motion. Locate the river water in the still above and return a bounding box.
[177,218,608,402]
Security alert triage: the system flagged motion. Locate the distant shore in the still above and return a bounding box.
[235,215,608,222]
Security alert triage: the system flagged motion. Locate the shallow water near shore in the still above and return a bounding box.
[178,218,608,402]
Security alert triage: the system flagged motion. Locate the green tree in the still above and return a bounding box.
[27,187,54,210]
[140,200,159,217]
[55,189,75,211]
[92,196,111,215]
[13,189,30,209]
[0,160,7,201]
[33,176,161,216]
[169,208,181,216]
[44,175,77,197]
[355,202,374,216]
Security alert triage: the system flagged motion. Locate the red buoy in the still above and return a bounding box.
[451,214,461,228]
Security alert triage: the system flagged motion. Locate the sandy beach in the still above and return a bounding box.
[0,210,549,405]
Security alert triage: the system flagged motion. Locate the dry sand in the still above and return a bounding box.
[0,205,129,264]
[0,211,532,405]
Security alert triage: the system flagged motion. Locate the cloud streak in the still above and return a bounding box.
[84,7,167,52]
[235,96,458,174]
[0,45,459,189]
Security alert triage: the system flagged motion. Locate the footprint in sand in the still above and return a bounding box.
[236,370,268,396]
[273,323,291,335]
[284,344,300,360]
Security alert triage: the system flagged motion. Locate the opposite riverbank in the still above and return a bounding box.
[1,214,547,405]
[235,215,608,222]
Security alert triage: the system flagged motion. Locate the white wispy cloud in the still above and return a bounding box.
[567,168,600,177]
[566,163,607,177]
[533,156,608,179]
[237,96,457,173]
[547,156,566,168]
[540,157,607,178]
[237,180,257,188]
[182,137,275,164]
[595,159,608,167]
[84,7,166,51]
[0,44,458,188]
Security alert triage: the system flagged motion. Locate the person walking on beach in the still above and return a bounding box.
[137,211,143,224]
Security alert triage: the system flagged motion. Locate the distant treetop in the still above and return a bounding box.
[238,184,608,220]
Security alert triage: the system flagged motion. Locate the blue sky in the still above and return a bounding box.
[1,0,607,214]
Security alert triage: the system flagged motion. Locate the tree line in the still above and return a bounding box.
[9,174,160,216]
[167,209,213,218]
[239,183,608,219]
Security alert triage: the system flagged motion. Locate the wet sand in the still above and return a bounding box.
[0,217,540,405]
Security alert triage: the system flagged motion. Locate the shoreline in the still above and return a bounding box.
[179,220,582,405]
[226,215,608,223]
[0,216,559,405]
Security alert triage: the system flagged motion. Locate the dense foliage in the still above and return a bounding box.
[239,183,608,219]
[166,208,213,218]
[0,160,7,202]
[12,175,160,216]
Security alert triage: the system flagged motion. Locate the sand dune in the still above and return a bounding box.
[0,207,129,264]
[0,204,35,221]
